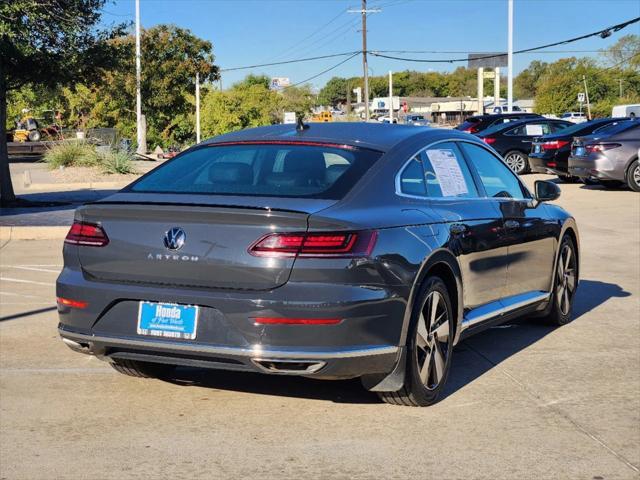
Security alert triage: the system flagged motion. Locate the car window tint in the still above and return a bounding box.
[460,143,527,200]
[131,144,382,199]
[399,157,427,196]
[420,142,479,198]
[551,122,570,132]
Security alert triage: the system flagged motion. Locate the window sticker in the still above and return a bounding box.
[425,149,469,197]
[525,124,544,136]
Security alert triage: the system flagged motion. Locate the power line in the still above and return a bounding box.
[285,52,360,87]
[370,16,640,63]
[263,7,348,63]
[220,51,359,72]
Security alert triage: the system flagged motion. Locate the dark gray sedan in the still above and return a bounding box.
[57,123,579,406]
[568,120,640,191]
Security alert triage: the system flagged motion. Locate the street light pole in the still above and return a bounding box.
[135,0,144,154]
[195,72,201,144]
[507,0,513,113]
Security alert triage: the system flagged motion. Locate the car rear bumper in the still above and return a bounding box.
[528,155,568,176]
[568,155,621,181]
[56,268,407,379]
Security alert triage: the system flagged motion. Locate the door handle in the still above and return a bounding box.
[521,140,532,143]
[449,223,467,235]
[504,220,520,230]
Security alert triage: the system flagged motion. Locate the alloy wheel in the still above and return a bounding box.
[556,243,577,315]
[505,153,526,174]
[415,291,450,390]
[633,165,640,188]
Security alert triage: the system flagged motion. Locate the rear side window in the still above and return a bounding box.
[460,143,528,200]
[398,142,478,198]
[129,144,381,199]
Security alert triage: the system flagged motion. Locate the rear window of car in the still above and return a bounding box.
[593,120,637,135]
[128,143,382,199]
[457,118,481,130]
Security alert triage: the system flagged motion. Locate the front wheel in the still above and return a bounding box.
[504,151,529,175]
[627,160,640,192]
[543,235,578,326]
[378,277,454,407]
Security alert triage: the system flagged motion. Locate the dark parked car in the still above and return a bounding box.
[529,118,629,182]
[456,112,542,134]
[57,123,579,407]
[477,118,573,174]
[568,120,640,191]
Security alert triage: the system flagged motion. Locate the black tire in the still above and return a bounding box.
[504,150,529,175]
[378,277,454,407]
[626,160,640,192]
[542,235,578,326]
[558,175,580,184]
[581,178,599,186]
[110,358,176,378]
[28,130,41,142]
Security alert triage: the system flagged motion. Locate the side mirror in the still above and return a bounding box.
[534,180,561,202]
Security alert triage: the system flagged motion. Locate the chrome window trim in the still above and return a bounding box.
[394,138,532,200]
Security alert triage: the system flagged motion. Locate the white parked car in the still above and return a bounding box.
[612,104,640,118]
[561,112,588,123]
[488,105,523,114]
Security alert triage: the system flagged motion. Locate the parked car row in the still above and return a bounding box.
[456,113,640,192]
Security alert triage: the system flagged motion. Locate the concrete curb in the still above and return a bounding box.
[18,181,128,193]
[0,226,69,241]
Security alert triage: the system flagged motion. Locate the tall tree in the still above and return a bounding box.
[0,0,126,205]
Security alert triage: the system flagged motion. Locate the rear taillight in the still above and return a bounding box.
[483,137,496,145]
[585,143,621,153]
[57,297,88,309]
[249,231,377,258]
[542,140,570,151]
[463,125,479,134]
[64,221,109,247]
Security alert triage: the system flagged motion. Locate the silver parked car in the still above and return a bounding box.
[568,120,640,191]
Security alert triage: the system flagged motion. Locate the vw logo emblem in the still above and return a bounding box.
[164,227,186,251]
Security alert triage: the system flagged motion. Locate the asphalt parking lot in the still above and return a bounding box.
[1,175,638,480]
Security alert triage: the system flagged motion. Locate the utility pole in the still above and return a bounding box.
[583,75,591,120]
[195,72,201,144]
[349,1,379,122]
[135,0,145,154]
[361,0,369,122]
[619,78,623,98]
[507,0,513,113]
[388,70,393,123]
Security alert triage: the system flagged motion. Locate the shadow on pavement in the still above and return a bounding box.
[161,278,628,404]
[0,306,56,322]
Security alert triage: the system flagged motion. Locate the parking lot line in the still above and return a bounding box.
[0,276,56,286]
[6,266,60,273]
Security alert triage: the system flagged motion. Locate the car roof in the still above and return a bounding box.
[468,112,540,121]
[202,122,448,152]
[478,117,569,135]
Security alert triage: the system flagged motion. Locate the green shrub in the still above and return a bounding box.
[98,149,136,175]
[43,140,98,168]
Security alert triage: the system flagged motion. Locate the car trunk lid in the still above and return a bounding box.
[75,195,334,290]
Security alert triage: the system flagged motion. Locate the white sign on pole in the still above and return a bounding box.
[283,112,297,124]
[577,92,585,103]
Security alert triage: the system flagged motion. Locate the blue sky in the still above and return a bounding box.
[104,0,640,89]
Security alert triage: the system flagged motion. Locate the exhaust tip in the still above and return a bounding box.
[252,358,326,374]
[62,337,92,354]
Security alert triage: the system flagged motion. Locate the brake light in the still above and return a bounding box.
[253,317,342,325]
[585,143,621,153]
[249,231,377,257]
[548,162,557,167]
[483,137,496,145]
[542,140,570,151]
[64,221,109,247]
[57,297,88,309]
[463,126,479,134]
